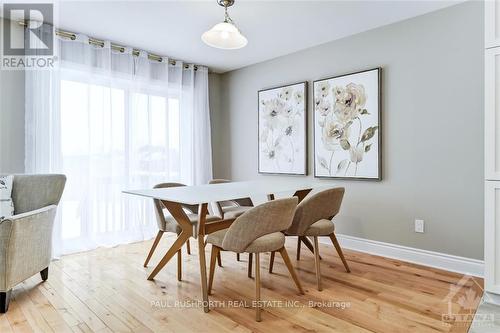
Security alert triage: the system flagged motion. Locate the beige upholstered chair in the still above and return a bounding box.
[208,179,254,219]
[270,188,350,291]
[206,197,303,322]
[209,179,254,264]
[0,174,66,313]
[144,182,222,280]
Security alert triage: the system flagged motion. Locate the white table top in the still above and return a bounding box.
[123,179,333,205]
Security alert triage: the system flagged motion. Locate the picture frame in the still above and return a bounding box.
[258,81,308,175]
[313,68,382,180]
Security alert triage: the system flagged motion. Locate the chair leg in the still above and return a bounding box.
[278,247,304,294]
[40,267,49,281]
[255,252,261,322]
[144,231,164,267]
[302,236,322,260]
[248,253,253,278]
[296,237,301,260]
[236,253,240,261]
[186,239,191,255]
[329,233,350,273]
[0,290,11,313]
[217,252,223,267]
[313,236,322,291]
[269,251,275,273]
[177,249,182,281]
[208,245,221,295]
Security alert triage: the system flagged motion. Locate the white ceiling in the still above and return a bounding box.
[53,0,462,73]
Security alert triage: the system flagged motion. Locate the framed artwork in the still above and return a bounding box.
[313,68,381,180]
[258,82,307,175]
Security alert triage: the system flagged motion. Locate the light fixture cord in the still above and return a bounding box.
[224,4,233,24]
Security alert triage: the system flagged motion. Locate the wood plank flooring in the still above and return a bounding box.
[0,235,483,332]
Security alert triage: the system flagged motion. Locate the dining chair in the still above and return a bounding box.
[209,179,254,265]
[209,179,254,219]
[206,197,304,322]
[246,190,320,279]
[269,187,350,291]
[144,182,221,281]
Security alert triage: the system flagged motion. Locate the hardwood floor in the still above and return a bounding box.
[0,235,482,333]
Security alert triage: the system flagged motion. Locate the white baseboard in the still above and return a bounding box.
[484,292,500,306]
[319,234,484,277]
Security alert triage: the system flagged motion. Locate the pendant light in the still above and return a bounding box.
[202,0,247,50]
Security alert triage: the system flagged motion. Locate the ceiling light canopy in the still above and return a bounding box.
[202,0,247,50]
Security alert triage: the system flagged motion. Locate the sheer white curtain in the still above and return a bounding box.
[25,26,213,256]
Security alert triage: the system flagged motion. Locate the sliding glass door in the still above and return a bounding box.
[57,75,182,252]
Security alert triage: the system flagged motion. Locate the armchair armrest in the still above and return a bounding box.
[4,205,56,222]
[0,205,57,291]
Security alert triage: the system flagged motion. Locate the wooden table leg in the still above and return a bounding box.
[144,230,164,267]
[148,231,190,280]
[197,203,210,313]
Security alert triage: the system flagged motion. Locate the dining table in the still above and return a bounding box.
[123,179,329,313]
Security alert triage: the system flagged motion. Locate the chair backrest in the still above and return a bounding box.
[222,197,298,252]
[153,182,198,231]
[286,187,345,235]
[11,174,67,214]
[208,179,253,207]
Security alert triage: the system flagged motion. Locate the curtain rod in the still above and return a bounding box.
[17,20,203,71]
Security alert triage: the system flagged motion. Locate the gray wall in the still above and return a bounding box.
[215,1,484,259]
[0,18,25,174]
[209,72,226,178]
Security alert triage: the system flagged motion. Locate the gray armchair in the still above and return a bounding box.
[0,174,66,313]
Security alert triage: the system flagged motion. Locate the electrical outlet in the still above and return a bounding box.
[415,219,425,233]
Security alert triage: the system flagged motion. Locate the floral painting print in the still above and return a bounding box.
[314,68,381,179]
[258,82,307,175]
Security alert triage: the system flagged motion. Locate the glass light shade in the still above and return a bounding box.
[202,22,248,49]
